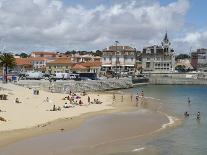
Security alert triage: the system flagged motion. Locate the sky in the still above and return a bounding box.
[0,0,206,54]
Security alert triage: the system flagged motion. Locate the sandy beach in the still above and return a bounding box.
[0,83,180,154]
[0,83,116,131]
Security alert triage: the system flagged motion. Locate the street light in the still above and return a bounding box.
[115,41,119,78]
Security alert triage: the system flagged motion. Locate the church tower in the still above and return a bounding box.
[161,32,171,53]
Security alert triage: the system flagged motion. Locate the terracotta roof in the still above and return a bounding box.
[29,57,48,61]
[15,58,48,65]
[47,58,72,65]
[32,51,57,55]
[15,58,32,65]
[81,61,101,67]
[72,64,87,69]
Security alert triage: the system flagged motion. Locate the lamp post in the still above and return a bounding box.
[115,41,119,79]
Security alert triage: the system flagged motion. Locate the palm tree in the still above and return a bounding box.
[0,53,16,83]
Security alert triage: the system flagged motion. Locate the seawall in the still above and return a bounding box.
[150,77,207,85]
[15,78,133,93]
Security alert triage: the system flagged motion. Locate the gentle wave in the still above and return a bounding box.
[162,115,176,129]
[132,147,145,152]
[145,96,161,100]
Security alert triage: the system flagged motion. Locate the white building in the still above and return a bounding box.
[101,45,136,75]
[142,33,175,73]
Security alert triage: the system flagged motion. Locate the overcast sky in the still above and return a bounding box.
[0,0,206,53]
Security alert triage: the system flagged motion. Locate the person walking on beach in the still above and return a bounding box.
[135,93,139,107]
[121,95,123,102]
[141,91,144,97]
[113,93,115,101]
[88,96,90,104]
[131,94,133,103]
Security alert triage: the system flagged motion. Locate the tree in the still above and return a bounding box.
[175,65,186,72]
[175,54,190,61]
[0,53,16,83]
[20,52,29,58]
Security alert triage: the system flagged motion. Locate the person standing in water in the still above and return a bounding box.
[187,97,191,105]
[135,93,139,107]
[197,112,201,120]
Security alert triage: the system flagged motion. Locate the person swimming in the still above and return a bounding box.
[197,112,201,120]
[184,111,190,117]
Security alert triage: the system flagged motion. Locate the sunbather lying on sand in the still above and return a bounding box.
[0,116,6,122]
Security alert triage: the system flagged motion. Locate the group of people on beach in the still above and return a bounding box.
[112,90,145,107]
[135,90,144,107]
[184,97,201,120]
[49,90,102,111]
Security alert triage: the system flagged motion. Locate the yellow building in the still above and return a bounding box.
[46,58,72,74]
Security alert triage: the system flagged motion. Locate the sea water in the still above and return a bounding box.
[128,85,207,155]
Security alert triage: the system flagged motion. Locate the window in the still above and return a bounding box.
[146,48,151,54]
[147,58,150,61]
[131,58,133,61]
[109,57,112,61]
[146,62,150,68]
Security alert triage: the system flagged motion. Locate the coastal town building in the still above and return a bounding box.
[46,58,72,74]
[191,48,207,71]
[101,45,136,75]
[71,54,101,63]
[80,61,101,74]
[176,59,193,70]
[46,58,102,74]
[15,58,32,72]
[31,51,57,60]
[15,57,49,72]
[142,33,175,73]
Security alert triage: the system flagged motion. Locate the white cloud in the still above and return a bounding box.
[0,0,192,52]
[174,30,207,52]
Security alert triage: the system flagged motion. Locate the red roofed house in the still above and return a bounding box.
[15,57,49,72]
[80,61,101,73]
[71,64,88,73]
[46,58,72,74]
[15,58,33,72]
[31,51,57,60]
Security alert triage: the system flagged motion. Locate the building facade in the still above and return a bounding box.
[191,48,207,71]
[31,51,57,59]
[46,58,72,74]
[101,45,136,75]
[15,57,48,72]
[142,33,175,73]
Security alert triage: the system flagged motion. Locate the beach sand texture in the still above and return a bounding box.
[0,83,114,132]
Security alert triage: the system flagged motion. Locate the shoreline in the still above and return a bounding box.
[0,84,182,153]
[0,108,182,155]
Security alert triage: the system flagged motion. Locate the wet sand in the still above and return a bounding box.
[0,109,171,155]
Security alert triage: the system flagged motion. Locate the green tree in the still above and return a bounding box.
[175,54,190,61]
[175,65,186,72]
[0,53,16,83]
[20,52,29,58]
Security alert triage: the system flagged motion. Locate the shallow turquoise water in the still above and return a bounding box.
[128,85,207,155]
